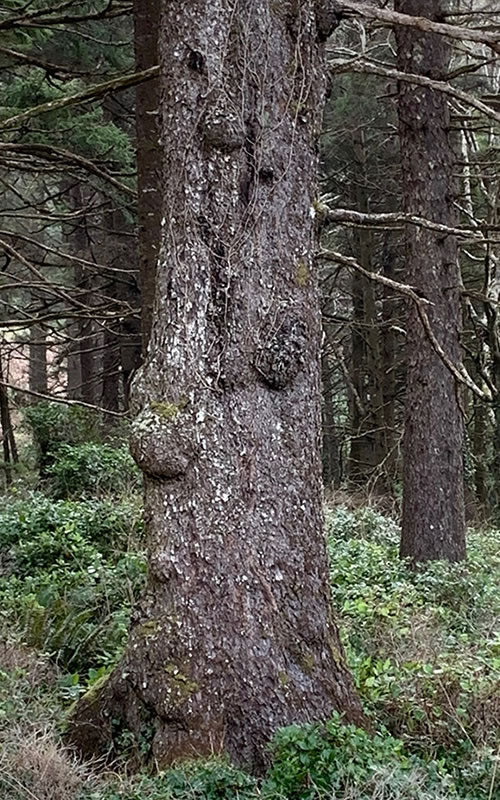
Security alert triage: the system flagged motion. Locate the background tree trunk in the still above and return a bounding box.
[134,0,161,355]
[0,348,16,486]
[322,352,341,488]
[396,0,466,563]
[68,0,364,772]
[29,323,48,395]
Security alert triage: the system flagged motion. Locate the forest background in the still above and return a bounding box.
[0,1,499,799]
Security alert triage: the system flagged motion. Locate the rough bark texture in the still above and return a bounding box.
[396,0,466,563]
[67,0,364,773]
[134,0,161,354]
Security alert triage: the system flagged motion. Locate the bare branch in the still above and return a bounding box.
[337,1,500,53]
[319,249,492,402]
[0,143,136,197]
[0,45,88,77]
[0,379,127,418]
[330,58,500,127]
[0,65,159,131]
[321,204,489,240]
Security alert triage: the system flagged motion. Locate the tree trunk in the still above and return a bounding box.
[66,185,98,406]
[134,0,161,354]
[101,315,121,414]
[380,233,401,491]
[77,265,97,407]
[67,0,364,772]
[472,394,489,511]
[396,0,466,563]
[347,141,386,491]
[0,348,16,486]
[66,327,83,401]
[322,352,341,488]
[29,323,48,395]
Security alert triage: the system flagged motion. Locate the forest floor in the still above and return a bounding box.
[0,430,498,799]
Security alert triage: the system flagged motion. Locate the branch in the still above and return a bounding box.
[0,45,89,77]
[320,204,487,240]
[0,64,159,130]
[0,380,127,418]
[337,1,500,54]
[0,143,136,197]
[319,249,492,402]
[330,58,500,127]
[0,0,132,30]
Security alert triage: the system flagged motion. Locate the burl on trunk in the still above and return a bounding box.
[67,0,364,772]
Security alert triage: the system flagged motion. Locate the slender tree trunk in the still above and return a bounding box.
[322,352,341,488]
[77,266,97,407]
[0,348,15,485]
[396,0,466,563]
[101,315,121,414]
[347,134,386,490]
[490,360,500,516]
[29,323,48,395]
[67,327,83,401]
[68,0,364,772]
[65,185,98,405]
[472,395,489,511]
[348,259,368,481]
[134,0,161,354]
[380,234,400,489]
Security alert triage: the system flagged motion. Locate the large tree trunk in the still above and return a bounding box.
[68,0,364,772]
[134,0,161,354]
[396,0,466,563]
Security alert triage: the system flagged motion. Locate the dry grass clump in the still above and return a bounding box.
[0,641,53,685]
[0,727,96,800]
[0,640,99,800]
[324,486,400,519]
[341,765,452,799]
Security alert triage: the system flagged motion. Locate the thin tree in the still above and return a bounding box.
[134,0,161,353]
[67,0,365,772]
[395,0,466,563]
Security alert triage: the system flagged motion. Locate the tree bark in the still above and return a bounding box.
[101,315,121,414]
[134,0,161,355]
[472,394,489,512]
[67,0,364,772]
[29,323,48,395]
[66,326,83,401]
[0,348,16,486]
[396,0,466,563]
[347,131,387,490]
[322,351,341,488]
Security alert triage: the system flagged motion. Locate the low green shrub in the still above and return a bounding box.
[23,402,101,475]
[0,493,146,676]
[0,496,498,800]
[46,442,141,498]
[89,760,259,800]
[327,505,500,797]
[263,714,455,799]
[0,491,143,560]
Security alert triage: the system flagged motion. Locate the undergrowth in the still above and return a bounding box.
[0,488,498,799]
